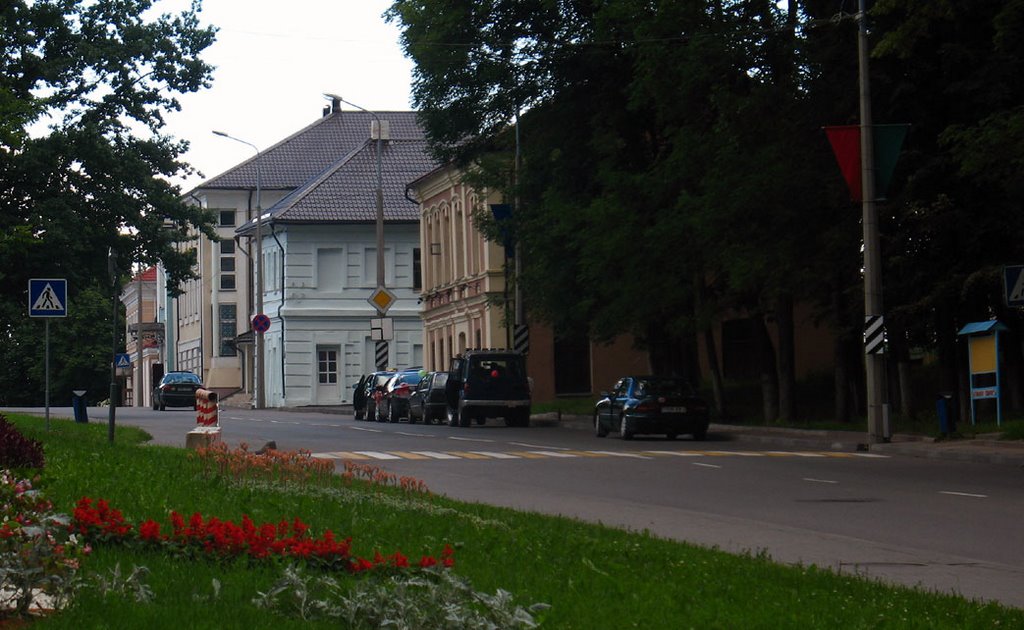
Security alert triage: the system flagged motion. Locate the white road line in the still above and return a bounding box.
[449,436,496,443]
[851,453,890,458]
[803,478,839,484]
[588,451,652,459]
[709,451,765,456]
[312,423,342,427]
[692,462,722,469]
[396,431,433,437]
[468,451,520,459]
[411,451,462,460]
[348,426,382,433]
[353,451,402,460]
[269,420,301,425]
[643,451,705,457]
[509,442,570,450]
[940,490,987,499]
[526,450,578,458]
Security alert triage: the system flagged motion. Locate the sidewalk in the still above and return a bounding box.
[537,413,1024,467]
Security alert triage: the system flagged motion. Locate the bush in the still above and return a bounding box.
[0,415,44,470]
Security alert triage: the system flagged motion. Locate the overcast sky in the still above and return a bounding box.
[156,0,415,190]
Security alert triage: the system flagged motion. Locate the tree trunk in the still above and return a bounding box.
[775,293,796,422]
[834,332,851,423]
[693,273,725,417]
[754,315,779,423]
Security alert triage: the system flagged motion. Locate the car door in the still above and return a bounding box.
[597,378,626,425]
[408,374,430,419]
[609,378,632,421]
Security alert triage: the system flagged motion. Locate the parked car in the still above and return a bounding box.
[445,350,531,427]
[357,370,395,421]
[377,369,424,422]
[594,376,709,440]
[408,371,449,425]
[152,371,203,411]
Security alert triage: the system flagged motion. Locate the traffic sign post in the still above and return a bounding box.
[28,279,67,431]
[252,313,271,334]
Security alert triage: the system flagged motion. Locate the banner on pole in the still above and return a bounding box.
[824,124,909,202]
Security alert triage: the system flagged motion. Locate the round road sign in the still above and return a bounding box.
[252,313,271,334]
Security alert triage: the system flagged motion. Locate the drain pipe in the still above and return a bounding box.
[271,225,287,401]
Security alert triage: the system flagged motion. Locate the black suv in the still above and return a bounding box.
[444,350,531,427]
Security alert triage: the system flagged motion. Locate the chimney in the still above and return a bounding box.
[371,119,391,141]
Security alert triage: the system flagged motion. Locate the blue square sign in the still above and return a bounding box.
[28,278,67,318]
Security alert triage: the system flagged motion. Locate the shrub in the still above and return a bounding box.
[0,415,44,470]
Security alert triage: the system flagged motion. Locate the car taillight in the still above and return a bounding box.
[635,402,659,413]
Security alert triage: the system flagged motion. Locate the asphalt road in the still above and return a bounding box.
[7,404,1024,609]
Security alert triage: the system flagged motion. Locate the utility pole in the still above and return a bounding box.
[858,0,888,443]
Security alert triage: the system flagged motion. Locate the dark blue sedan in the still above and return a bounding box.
[594,376,709,440]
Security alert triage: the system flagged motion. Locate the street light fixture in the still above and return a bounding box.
[213,130,265,409]
[323,94,385,290]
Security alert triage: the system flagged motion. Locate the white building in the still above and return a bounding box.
[180,101,436,406]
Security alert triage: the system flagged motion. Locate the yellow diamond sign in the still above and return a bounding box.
[368,286,397,315]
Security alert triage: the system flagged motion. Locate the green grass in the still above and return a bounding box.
[6,412,1023,628]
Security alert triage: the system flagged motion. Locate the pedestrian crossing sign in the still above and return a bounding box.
[28,278,67,318]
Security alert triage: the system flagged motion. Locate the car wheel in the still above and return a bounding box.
[594,412,608,438]
[159,403,166,411]
[387,401,397,423]
[619,414,634,440]
[693,427,708,441]
[667,432,677,440]
[354,409,364,421]
[459,410,471,428]
[446,406,459,427]
[475,416,486,425]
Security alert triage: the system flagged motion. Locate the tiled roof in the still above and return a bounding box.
[194,110,428,192]
[241,138,437,228]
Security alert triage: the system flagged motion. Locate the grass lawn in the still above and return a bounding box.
[3,412,1022,628]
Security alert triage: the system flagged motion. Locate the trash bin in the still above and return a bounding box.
[71,389,88,423]
[936,392,955,435]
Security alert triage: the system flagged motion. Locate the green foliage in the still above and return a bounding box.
[0,0,218,408]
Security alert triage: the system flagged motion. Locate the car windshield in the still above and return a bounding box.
[164,373,199,384]
[396,373,422,386]
[634,378,692,398]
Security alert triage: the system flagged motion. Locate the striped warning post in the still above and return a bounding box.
[195,389,219,427]
[513,324,529,355]
[375,340,389,369]
[864,315,885,355]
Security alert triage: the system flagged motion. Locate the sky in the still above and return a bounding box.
[155,0,416,190]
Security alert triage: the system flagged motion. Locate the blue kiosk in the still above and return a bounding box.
[957,320,1008,426]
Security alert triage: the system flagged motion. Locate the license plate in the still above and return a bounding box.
[662,406,686,413]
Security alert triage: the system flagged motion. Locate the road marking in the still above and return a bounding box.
[692,462,722,469]
[939,490,987,499]
[311,423,342,427]
[526,450,578,458]
[309,449,894,463]
[468,451,520,459]
[803,478,839,484]
[449,436,495,443]
[349,426,382,433]
[396,431,433,437]
[506,451,553,459]
[411,451,461,460]
[269,420,301,425]
[588,451,652,459]
[353,451,402,460]
[509,442,570,450]
[447,451,492,460]
[388,451,432,460]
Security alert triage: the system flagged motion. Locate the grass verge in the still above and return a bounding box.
[5,412,1023,628]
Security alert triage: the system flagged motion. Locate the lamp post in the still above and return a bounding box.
[213,130,265,409]
[324,94,384,290]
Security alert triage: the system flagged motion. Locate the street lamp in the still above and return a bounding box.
[324,94,384,290]
[213,130,265,409]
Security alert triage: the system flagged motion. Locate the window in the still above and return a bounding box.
[219,210,236,226]
[317,248,343,290]
[218,304,237,357]
[220,240,235,291]
[413,247,422,290]
[318,349,338,384]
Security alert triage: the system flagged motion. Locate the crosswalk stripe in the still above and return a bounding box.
[447,451,492,460]
[314,451,370,460]
[506,451,552,459]
[353,451,402,460]
[587,450,652,459]
[526,450,578,458]
[468,451,520,459]
[388,451,432,460]
[561,450,607,457]
[411,451,461,460]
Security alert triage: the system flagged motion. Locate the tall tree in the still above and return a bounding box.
[0,0,218,404]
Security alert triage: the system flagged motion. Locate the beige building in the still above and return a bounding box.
[121,266,163,408]
[409,166,650,402]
